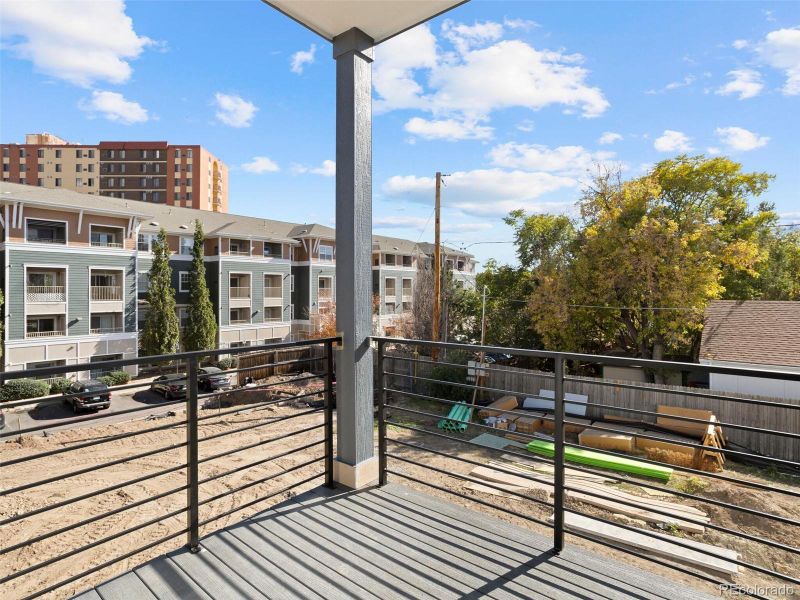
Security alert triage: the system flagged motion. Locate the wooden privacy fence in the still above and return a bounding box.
[384,354,800,462]
[237,345,326,383]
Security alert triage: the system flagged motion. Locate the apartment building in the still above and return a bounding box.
[0,182,475,376]
[2,133,228,212]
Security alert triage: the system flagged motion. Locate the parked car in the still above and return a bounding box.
[198,367,231,392]
[63,380,111,413]
[150,374,188,399]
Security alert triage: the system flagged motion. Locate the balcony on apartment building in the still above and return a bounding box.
[90,271,123,302]
[229,307,251,325]
[90,312,125,335]
[263,274,283,307]
[26,219,66,245]
[229,239,251,257]
[229,274,251,309]
[90,225,125,249]
[25,314,66,338]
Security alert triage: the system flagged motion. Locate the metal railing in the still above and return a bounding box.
[0,337,338,599]
[90,285,122,301]
[25,286,66,302]
[374,337,800,599]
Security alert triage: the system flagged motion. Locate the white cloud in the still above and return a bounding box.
[716,69,764,99]
[503,17,539,31]
[78,90,148,124]
[598,132,623,145]
[213,93,257,128]
[755,27,800,95]
[241,156,280,173]
[290,43,316,74]
[374,215,493,233]
[646,75,696,94]
[404,117,493,141]
[442,222,494,233]
[732,39,750,50]
[488,142,614,175]
[374,24,609,121]
[516,119,535,132]
[654,130,693,153]
[292,160,336,177]
[382,169,576,217]
[715,126,769,151]
[706,147,721,155]
[441,19,504,54]
[0,0,154,87]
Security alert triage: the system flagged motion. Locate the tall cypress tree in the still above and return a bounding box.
[140,228,180,357]
[183,220,217,351]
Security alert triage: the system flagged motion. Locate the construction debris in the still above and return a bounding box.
[477,396,518,419]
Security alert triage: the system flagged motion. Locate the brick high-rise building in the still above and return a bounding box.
[2,133,228,212]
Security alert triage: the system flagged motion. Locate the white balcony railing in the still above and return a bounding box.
[26,330,66,339]
[26,286,66,302]
[90,327,124,334]
[230,287,251,299]
[319,288,333,300]
[91,240,124,249]
[264,286,282,298]
[229,249,250,256]
[230,319,250,325]
[91,286,122,301]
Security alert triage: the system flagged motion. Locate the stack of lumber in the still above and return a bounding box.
[657,406,725,472]
[578,426,640,453]
[478,395,518,419]
[561,513,740,578]
[539,416,592,435]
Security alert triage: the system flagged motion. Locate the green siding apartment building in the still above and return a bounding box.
[0,182,476,377]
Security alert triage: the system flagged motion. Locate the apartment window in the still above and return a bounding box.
[154,150,161,159]
[19,148,26,158]
[229,239,249,255]
[106,149,115,159]
[187,149,193,158]
[186,192,192,201]
[2,147,8,157]
[140,192,147,202]
[88,164,94,172]
[153,177,161,187]
[137,271,149,292]
[319,245,334,261]
[141,149,148,159]
[175,149,181,159]
[402,278,413,298]
[108,178,115,187]
[385,301,396,314]
[186,163,193,172]
[37,149,44,158]
[55,178,62,187]
[119,150,126,159]
[37,164,44,172]
[119,178,125,187]
[402,301,412,312]
[27,360,67,381]
[76,163,82,172]
[174,164,180,173]
[152,191,160,202]
[37,178,43,186]
[26,316,64,338]
[55,163,62,172]
[179,236,193,255]
[90,313,122,334]
[385,277,396,298]
[175,192,181,201]
[179,272,190,292]
[178,307,189,328]
[19,164,26,172]
[27,219,66,244]
[120,164,126,173]
[229,274,251,298]
[2,164,7,172]
[263,306,282,322]
[76,149,81,158]
[87,178,94,187]
[90,354,123,379]
[229,308,250,324]
[137,232,157,252]
[457,260,465,271]
[402,255,413,267]
[140,177,147,187]
[264,274,282,299]
[90,225,124,248]
[186,178,192,186]
[88,149,95,158]
[76,178,82,187]
[263,242,281,257]
[384,254,396,266]
[290,274,295,293]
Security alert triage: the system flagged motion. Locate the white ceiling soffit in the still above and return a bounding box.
[263,0,468,44]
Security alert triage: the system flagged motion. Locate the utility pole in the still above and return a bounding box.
[480,285,488,346]
[432,171,442,360]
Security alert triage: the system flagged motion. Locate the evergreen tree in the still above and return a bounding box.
[183,220,218,351]
[140,228,180,356]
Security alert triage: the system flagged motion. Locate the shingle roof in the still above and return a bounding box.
[700,300,800,368]
[372,234,419,255]
[416,241,474,259]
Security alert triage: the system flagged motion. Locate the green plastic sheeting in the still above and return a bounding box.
[526,439,673,481]
[437,402,473,433]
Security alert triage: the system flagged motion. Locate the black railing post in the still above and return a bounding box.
[324,340,336,489]
[186,356,200,553]
[377,339,387,486]
[553,355,565,554]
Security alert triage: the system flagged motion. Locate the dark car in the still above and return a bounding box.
[63,380,111,413]
[198,367,231,392]
[150,374,188,399]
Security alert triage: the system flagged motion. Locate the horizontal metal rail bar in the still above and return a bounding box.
[0,483,187,557]
[196,389,323,423]
[0,337,341,382]
[0,397,187,439]
[198,472,324,528]
[386,451,552,509]
[199,422,325,466]
[198,456,324,507]
[385,370,542,403]
[204,354,326,379]
[385,353,556,379]
[385,468,553,529]
[385,387,800,498]
[199,440,325,485]
[565,506,799,586]
[384,398,800,471]
[1,439,187,497]
[385,435,799,554]
[1,504,188,585]
[21,527,189,600]
[375,337,800,382]
[196,373,323,401]
[198,406,322,443]
[1,416,187,468]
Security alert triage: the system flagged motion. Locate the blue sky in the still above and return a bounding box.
[1,1,798,267]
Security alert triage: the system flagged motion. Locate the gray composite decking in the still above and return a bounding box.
[73,483,714,600]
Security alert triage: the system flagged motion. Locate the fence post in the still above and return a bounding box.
[377,340,387,486]
[324,340,336,489]
[553,356,565,554]
[186,356,200,553]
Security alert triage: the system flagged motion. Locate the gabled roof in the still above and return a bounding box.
[289,223,336,239]
[700,300,800,368]
[372,234,418,255]
[416,241,474,259]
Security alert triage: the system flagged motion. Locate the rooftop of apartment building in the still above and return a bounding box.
[0,181,474,260]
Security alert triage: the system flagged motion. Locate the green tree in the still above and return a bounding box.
[475,260,540,350]
[182,220,217,351]
[140,228,180,357]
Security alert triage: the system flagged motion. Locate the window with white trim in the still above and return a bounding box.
[179,236,193,255]
[319,245,334,261]
[179,271,190,292]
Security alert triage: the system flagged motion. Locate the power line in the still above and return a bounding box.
[485,295,702,312]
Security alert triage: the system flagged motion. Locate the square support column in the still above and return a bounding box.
[332,27,377,488]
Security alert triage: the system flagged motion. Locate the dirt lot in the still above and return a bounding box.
[1,387,798,599]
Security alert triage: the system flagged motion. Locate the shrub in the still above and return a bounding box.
[428,350,472,403]
[49,378,72,394]
[98,376,115,387]
[107,370,131,386]
[216,357,236,370]
[0,378,51,402]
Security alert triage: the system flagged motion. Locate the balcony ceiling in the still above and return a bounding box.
[263,0,467,44]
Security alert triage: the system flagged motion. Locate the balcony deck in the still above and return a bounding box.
[72,483,712,600]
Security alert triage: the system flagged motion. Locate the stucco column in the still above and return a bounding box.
[332,27,376,488]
